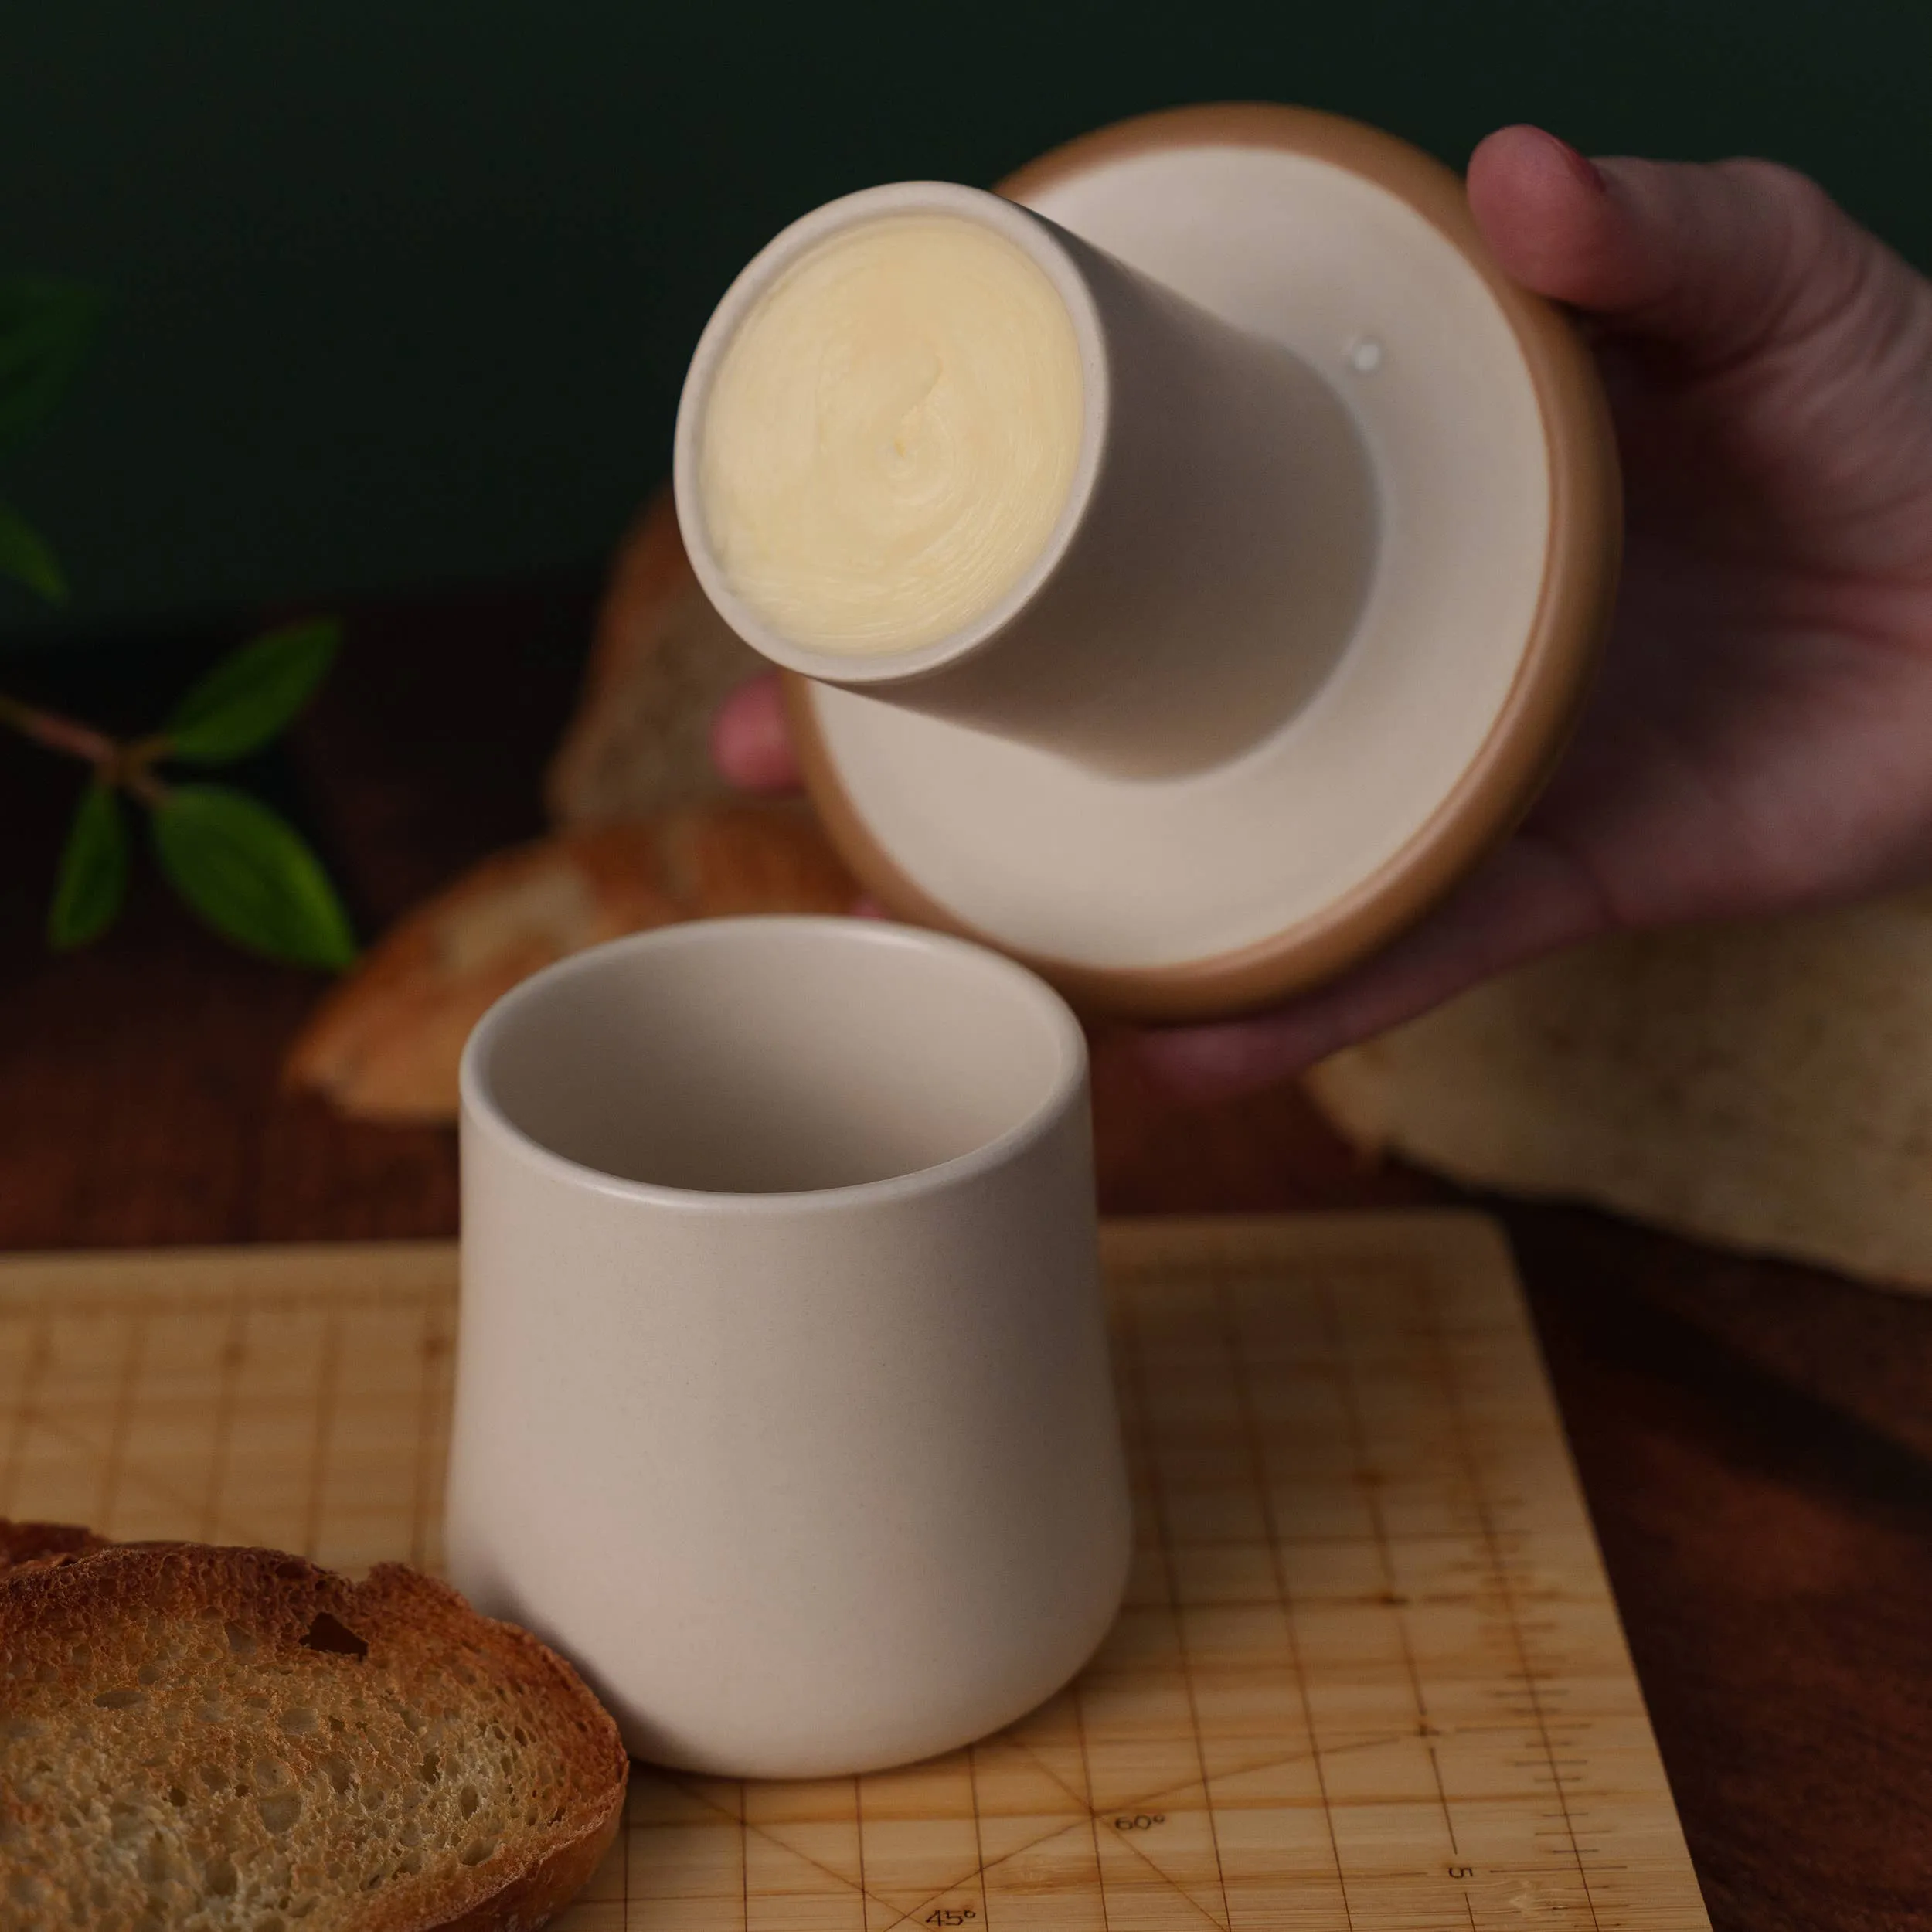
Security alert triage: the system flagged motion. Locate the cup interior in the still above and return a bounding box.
[464,919,1083,1196]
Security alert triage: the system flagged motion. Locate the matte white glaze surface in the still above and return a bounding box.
[445,919,1132,1777]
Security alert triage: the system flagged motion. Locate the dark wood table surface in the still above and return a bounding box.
[4,587,1929,1930]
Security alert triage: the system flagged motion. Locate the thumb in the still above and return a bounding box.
[1467,124,1873,372]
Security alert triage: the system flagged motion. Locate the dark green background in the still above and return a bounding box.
[2,1,1924,639]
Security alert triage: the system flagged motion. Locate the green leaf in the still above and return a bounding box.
[47,780,128,950]
[0,275,104,458]
[163,618,342,763]
[152,784,357,970]
[0,500,66,602]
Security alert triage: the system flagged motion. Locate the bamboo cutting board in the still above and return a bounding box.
[0,1214,1709,1930]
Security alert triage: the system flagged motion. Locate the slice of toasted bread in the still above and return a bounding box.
[1305,891,1932,1291]
[1,1530,627,1930]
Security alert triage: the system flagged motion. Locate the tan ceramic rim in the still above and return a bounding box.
[786,103,1621,1023]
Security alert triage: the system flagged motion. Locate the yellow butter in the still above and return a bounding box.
[698,214,1083,655]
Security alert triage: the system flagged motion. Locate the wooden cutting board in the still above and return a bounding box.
[0,1213,1709,1930]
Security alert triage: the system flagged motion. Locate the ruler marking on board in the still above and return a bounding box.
[1414,1263,1607,1929]
[1218,1261,1359,1932]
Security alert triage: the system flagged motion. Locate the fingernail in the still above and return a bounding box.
[1545,131,1607,194]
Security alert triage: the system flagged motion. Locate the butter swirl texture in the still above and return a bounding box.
[699,215,1084,655]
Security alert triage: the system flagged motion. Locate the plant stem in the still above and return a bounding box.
[0,689,118,767]
[121,757,167,808]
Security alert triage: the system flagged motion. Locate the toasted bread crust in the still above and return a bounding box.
[545,488,763,828]
[284,803,856,1121]
[428,1821,619,1932]
[0,1529,627,1932]
[0,1519,111,1574]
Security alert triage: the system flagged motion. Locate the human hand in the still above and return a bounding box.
[714,126,1932,1098]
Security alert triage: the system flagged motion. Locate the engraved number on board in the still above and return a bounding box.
[1448,1866,1475,1880]
[925,1911,976,1926]
[1114,1815,1166,1832]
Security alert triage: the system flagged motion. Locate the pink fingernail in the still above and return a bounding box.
[1546,131,1607,194]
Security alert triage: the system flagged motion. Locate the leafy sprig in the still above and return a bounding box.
[1,621,358,968]
[2,270,355,971]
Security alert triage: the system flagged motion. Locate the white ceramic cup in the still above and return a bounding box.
[673,180,1377,779]
[444,916,1131,1779]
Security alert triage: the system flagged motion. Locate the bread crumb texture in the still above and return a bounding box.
[0,1534,626,1932]
[1306,893,1932,1290]
[545,487,762,828]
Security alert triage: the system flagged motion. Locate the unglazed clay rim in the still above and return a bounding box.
[785,104,1622,1022]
